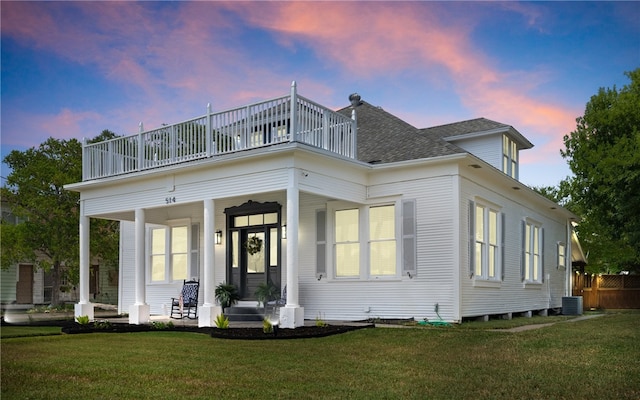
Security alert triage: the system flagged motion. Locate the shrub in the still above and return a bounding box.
[263,317,273,333]
[75,315,90,325]
[215,314,229,329]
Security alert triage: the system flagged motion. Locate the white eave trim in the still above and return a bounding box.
[444,126,534,150]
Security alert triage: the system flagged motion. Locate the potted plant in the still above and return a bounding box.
[215,283,240,310]
[255,282,280,307]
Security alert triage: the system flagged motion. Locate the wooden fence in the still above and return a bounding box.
[573,274,640,310]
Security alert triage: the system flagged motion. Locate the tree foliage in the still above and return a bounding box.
[1,131,120,305]
[561,69,640,273]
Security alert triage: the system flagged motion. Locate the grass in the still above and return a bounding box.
[2,313,639,399]
[0,326,62,338]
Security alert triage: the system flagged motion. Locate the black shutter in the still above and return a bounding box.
[316,210,326,280]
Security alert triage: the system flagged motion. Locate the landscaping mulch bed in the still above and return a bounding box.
[209,324,371,340]
[3,319,372,339]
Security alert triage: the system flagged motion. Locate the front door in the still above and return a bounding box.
[225,201,282,301]
[16,264,33,304]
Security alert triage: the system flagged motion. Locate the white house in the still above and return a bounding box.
[65,82,580,328]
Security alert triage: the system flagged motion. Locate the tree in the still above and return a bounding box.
[561,69,640,273]
[1,131,120,305]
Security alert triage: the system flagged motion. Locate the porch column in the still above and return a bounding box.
[129,208,150,324]
[199,198,222,327]
[74,200,94,321]
[281,169,304,328]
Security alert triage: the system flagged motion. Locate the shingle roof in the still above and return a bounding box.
[421,118,511,139]
[337,101,465,164]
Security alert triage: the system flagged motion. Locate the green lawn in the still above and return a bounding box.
[2,313,639,399]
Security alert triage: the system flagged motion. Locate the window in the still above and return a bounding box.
[470,201,503,280]
[369,205,396,276]
[331,203,400,279]
[557,242,566,269]
[503,135,518,179]
[522,220,543,283]
[150,222,198,283]
[335,208,360,277]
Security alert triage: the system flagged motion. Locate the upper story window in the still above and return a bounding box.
[503,135,518,179]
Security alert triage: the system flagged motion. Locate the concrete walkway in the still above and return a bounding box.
[496,313,605,333]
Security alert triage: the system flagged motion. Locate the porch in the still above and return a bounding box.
[82,82,356,181]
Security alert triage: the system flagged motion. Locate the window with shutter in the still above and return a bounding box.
[470,199,502,281]
[522,219,543,283]
[327,201,403,280]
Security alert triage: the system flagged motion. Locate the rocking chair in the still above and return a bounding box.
[170,280,199,319]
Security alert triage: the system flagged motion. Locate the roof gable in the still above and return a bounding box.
[422,118,533,149]
[337,101,465,164]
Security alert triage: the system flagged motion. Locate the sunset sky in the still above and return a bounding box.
[1,1,638,187]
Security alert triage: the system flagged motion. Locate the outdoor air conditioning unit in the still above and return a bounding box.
[562,296,583,315]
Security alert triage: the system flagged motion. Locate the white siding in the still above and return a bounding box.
[295,172,460,323]
[1,264,17,304]
[459,175,569,318]
[451,135,502,171]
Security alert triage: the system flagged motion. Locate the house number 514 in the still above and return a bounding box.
[165,197,176,204]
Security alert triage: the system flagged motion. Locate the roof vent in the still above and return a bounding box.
[349,93,362,107]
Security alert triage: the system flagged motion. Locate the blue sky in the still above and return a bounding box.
[1,1,638,187]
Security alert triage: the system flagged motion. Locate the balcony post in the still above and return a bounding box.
[81,138,87,181]
[351,109,357,159]
[206,103,212,157]
[137,122,144,171]
[290,81,297,143]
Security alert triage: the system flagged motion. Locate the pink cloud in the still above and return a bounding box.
[226,2,578,165]
[2,1,580,169]
[2,108,104,149]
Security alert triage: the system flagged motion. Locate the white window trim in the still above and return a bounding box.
[523,218,543,284]
[471,198,503,285]
[327,200,401,281]
[503,134,519,179]
[557,241,567,270]
[147,218,192,284]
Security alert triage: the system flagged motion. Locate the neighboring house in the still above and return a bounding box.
[0,201,118,307]
[65,82,581,327]
[1,201,48,307]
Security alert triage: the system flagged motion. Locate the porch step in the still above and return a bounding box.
[224,306,265,322]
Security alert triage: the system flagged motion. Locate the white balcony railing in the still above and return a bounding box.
[82,82,356,181]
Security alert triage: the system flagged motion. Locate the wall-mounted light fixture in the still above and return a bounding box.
[215,230,222,245]
[282,225,287,240]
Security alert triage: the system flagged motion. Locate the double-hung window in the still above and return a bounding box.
[369,205,396,276]
[503,135,518,179]
[470,200,503,281]
[557,242,566,269]
[522,220,544,283]
[335,208,360,277]
[149,221,199,283]
[330,202,399,279]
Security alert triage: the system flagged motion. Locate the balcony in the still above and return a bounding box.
[82,82,356,181]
